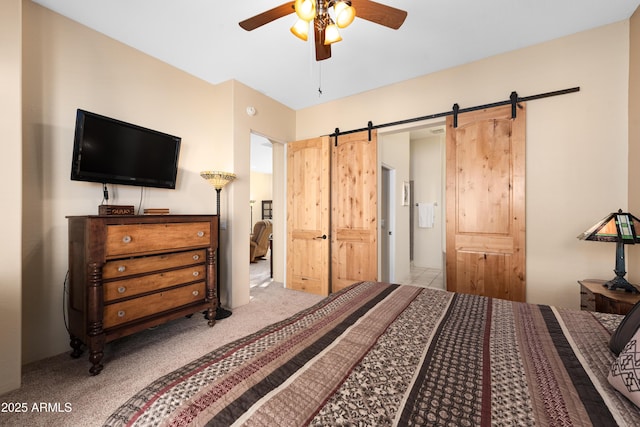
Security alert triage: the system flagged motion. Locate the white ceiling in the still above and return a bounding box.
[32,0,639,111]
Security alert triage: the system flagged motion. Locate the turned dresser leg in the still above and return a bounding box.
[87,261,105,375]
[207,307,216,327]
[89,349,104,376]
[69,335,83,359]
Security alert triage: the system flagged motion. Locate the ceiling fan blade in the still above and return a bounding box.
[313,23,331,61]
[314,24,332,61]
[239,2,295,31]
[351,0,407,29]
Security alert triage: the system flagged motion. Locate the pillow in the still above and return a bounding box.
[610,300,640,356]
[609,326,640,407]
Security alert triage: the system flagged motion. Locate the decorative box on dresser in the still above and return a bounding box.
[67,214,218,375]
[579,279,640,315]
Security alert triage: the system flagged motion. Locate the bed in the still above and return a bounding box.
[105,281,640,426]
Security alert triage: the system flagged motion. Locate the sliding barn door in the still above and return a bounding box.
[331,130,378,292]
[445,104,526,302]
[287,130,378,295]
[286,136,331,296]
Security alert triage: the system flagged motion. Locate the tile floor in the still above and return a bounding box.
[249,255,274,291]
[397,266,444,289]
[250,256,444,291]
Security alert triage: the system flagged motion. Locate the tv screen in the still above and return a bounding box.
[70,109,181,189]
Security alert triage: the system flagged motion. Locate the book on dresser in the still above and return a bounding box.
[66,214,218,375]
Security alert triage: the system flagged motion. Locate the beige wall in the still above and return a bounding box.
[249,173,273,204]
[628,8,640,279]
[411,135,445,270]
[249,171,274,219]
[18,2,294,368]
[297,22,631,310]
[270,142,286,283]
[0,0,23,394]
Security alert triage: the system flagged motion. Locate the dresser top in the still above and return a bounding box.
[579,279,640,305]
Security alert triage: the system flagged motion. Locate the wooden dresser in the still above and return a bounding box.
[67,214,218,375]
[579,279,640,315]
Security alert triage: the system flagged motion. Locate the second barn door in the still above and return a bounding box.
[445,104,526,302]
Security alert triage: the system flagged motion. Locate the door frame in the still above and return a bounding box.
[249,132,287,286]
[380,164,396,282]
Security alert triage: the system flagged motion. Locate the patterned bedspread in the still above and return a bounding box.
[105,281,640,426]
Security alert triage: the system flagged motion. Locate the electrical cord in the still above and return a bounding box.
[137,186,144,215]
[63,270,70,333]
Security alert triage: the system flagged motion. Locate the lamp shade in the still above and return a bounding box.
[290,18,310,41]
[200,171,236,190]
[294,0,316,21]
[324,21,342,44]
[334,2,356,28]
[578,209,640,244]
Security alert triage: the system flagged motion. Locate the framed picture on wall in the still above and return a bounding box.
[402,181,410,206]
[262,200,273,219]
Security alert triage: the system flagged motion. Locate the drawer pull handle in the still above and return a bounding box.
[117,286,126,294]
[117,310,126,318]
[197,231,205,238]
[192,254,200,261]
[192,290,199,296]
[118,265,126,273]
[193,271,200,277]
[122,235,132,244]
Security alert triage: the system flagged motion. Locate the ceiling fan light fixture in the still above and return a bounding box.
[294,0,316,21]
[239,0,407,62]
[334,1,356,28]
[290,18,310,41]
[324,21,342,45]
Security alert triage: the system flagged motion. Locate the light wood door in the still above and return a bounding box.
[331,130,378,292]
[286,136,331,296]
[445,104,526,302]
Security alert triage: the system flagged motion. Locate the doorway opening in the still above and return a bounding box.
[378,124,445,289]
[249,133,276,293]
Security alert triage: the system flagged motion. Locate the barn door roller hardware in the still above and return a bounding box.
[330,86,580,141]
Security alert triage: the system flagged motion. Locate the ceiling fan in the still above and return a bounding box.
[239,0,407,61]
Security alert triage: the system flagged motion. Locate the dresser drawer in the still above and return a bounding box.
[103,265,206,302]
[105,222,211,258]
[103,282,206,329]
[103,249,206,279]
[580,285,596,311]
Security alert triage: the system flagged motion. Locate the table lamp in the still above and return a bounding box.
[578,209,640,293]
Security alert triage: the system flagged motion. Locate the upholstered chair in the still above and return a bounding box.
[250,219,272,262]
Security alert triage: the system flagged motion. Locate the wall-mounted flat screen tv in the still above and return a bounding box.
[70,109,181,189]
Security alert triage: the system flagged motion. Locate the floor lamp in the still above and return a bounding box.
[200,171,237,319]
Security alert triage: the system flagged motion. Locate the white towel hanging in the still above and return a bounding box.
[418,202,435,228]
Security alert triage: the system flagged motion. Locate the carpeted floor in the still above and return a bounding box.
[0,266,323,427]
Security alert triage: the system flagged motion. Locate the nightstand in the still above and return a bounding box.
[579,279,640,315]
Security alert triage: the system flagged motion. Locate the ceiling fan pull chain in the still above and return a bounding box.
[318,62,323,96]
